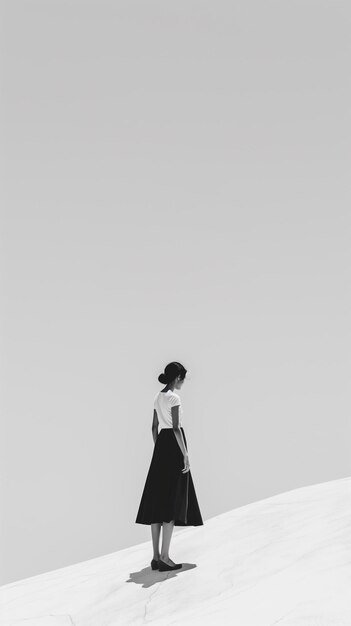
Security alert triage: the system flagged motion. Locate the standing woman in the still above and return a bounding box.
[135,362,204,571]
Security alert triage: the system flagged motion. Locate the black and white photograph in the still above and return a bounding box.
[1,1,350,624]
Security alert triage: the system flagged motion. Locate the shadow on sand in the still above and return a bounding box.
[126,563,197,588]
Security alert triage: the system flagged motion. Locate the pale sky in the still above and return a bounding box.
[1,0,350,585]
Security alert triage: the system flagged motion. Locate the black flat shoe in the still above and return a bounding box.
[157,559,182,571]
[151,559,159,570]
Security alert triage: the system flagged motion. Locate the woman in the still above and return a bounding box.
[135,361,204,571]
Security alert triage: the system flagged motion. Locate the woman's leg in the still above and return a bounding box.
[151,523,161,560]
[160,520,175,563]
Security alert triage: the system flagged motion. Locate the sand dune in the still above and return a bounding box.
[1,476,351,625]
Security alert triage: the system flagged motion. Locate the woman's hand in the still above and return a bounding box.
[182,453,190,473]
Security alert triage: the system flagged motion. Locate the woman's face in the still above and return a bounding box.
[175,377,184,390]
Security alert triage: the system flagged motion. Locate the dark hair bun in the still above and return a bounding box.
[157,362,187,385]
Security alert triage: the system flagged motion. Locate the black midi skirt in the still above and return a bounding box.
[135,427,203,526]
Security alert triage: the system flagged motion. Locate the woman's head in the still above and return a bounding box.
[158,362,187,390]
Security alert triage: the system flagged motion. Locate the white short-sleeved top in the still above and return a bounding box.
[154,390,183,429]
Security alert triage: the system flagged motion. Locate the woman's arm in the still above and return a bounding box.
[171,406,187,456]
[152,409,159,444]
